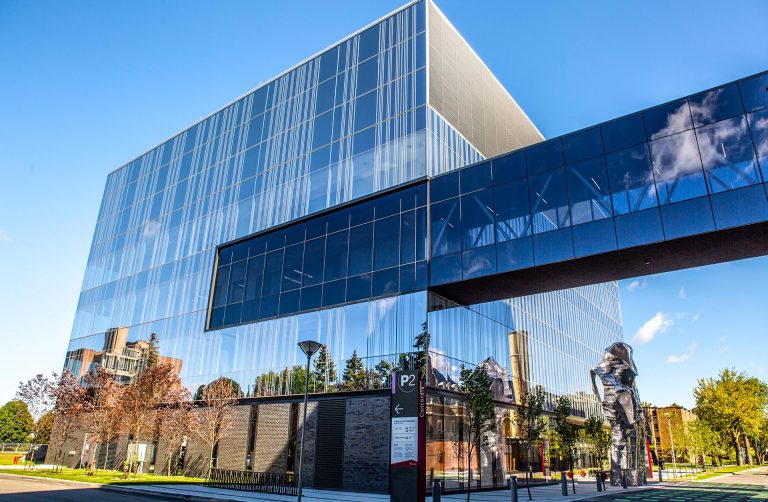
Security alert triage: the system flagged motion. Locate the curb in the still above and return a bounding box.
[0,472,232,502]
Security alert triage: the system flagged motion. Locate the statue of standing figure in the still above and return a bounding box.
[591,342,646,486]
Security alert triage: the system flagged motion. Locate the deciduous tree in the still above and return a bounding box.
[159,387,196,475]
[583,415,611,488]
[516,386,547,500]
[457,365,495,502]
[16,373,55,447]
[50,371,89,472]
[84,367,125,471]
[194,376,238,470]
[552,396,578,493]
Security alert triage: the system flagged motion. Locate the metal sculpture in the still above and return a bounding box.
[590,342,646,486]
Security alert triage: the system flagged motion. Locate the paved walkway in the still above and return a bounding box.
[693,466,768,487]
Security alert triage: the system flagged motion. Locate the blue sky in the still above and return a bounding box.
[1,0,766,407]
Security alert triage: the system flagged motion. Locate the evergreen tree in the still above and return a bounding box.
[0,400,34,442]
[290,365,307,395]
[145,332,160,369]
[374,360,394,388]
[312,345,337,392]
[342,350,368,391]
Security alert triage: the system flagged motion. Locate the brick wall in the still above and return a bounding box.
[342,395,390,493]
[252,403,291,473]
[216,405,251,471]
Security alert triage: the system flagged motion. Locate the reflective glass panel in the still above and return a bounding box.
[462,245,496,279]
[461,189,495,250]
[430,198,461,257]
[689,84,743,127]
[696,116,760,193]
[566,157,612,225]
[562,127,603,164]
[491,151,526,184]
[605,144,657,215]
[493,179,531,242]
[739,73,768,112]
[601,114,646,153]
[526,139,563,174]
[747,109,768,179]
[644,99,692,140]
[528,167,571,233]
[649,131,708,204]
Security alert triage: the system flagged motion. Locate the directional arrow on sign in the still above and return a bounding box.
[394,403,403,415]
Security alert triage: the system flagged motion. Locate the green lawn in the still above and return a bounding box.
[693,465,759,481]
[0,467,205,485]
[0,452,30,466]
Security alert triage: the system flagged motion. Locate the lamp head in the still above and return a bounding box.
[298,340,322,358]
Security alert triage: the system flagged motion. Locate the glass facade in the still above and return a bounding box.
[429,70,768,284]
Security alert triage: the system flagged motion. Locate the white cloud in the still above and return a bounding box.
[0,229,11,243]
[678,287,687,300]
[666,343,697,364]
[691,312,701,323]
[715,345,729,354]
[626,278,647,293]
[632,312,673,345]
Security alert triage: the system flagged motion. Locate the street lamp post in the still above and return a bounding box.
[664,412,677,478]
[296,340,322,502]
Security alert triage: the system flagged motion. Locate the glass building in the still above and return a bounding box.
[59,0,745,492]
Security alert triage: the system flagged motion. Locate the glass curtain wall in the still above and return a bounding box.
[425,282,623,489]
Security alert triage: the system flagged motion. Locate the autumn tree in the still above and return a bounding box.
[194,377,238,469]
[693,369,768,465]
[516,386,547,500]
[122,363,180,476]
[457,365,495,502]
[159,386,197,475]
[552,396,578,494]
[583,415,611,488]
[84,367,125,471]
[0,400,34,442]
[16,373,55,448]
[342,350,367,391]
[50,371,89,472]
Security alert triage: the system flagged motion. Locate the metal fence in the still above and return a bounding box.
[205,469,297,495]
[0,443,33,453]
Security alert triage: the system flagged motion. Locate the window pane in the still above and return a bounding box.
[605,144,658,215]
[696,116,760,193]
[318,47,338,83]
[529,167,571,233]
[747,109,768,180]
[400,210,416,264]
[566,157,612,225]
[346,273,372,302]
[649,131,708,204]
[494,179,531,242]
[316,78,336,115]
[460,162,491,193]
[312,111,334,149]
[212,265,230,308]
[358,25,380,62]
[563,127,603,164]
[492,151,526,184]
[430,198,461,257]
[356,57,379,96]
[461,189,495,249]
[303,237,325,287]
[644,99,692,140]
[282,244,304,291]
[348,223,373,275]
[739,73,768,112]
[374,215,400,270]
[431,172,460,202]
[262,249,284,296]
[602,114,646,153]
[244,255,265,301]
[462,245,496,279]
[526,139,563,174]
[372,267,399,297]
[324,230,349,282]
[689,84,743,127]
[354,91,377,132]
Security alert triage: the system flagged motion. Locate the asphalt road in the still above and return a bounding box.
[703,465,768,487]
[0,476,172,501]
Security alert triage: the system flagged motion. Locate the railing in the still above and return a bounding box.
[205,468,297,495]
[0,443,33,453]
